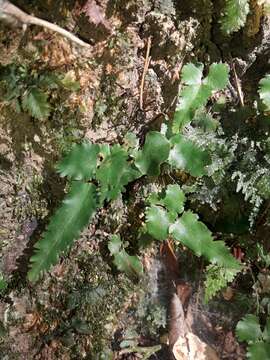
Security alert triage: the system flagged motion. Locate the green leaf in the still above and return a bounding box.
[148,185,186,214]
[181,63,204,85]
[108,235,143,278]
[259,74,270,110]
[96,145,140,202]
[135,131,170,176]
[57,142,100,180]
[173,83,209,132]
[236,314,262,343]
[145,205,172,241]
[220,0,250,34]
[247,342,270,360]
[162,184,186,214]
[206,63,230,90]
[204,264,239,302]
[168,134,210,177]
[22,87,51,120]
[170,211,241,269]
[28,182,98,282]
[172,63,229,132]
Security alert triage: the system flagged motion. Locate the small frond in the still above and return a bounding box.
[173,63,229,132]
[108,235,143,278]
[22,87,51,120]
[204,264,239,302]
[220,0,250,34]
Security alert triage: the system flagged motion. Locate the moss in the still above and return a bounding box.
[32,251,137,356]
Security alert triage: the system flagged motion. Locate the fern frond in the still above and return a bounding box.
[22,87,51,120]
[57,142,100,181]
[173,63,229,132]
[96,145,140,202]
[135,131,170,176]
[204,264,239,302]
[145,185,241,271]
[168,134,210,177]
[221,0,250,34]
[108,235,143,278]
[170,211,241,270]
[28,182,98,282]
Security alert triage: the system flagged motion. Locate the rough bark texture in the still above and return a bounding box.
[0,0,268,358]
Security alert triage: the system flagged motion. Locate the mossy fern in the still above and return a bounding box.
[204,264,239,302]
[220,0,250,34]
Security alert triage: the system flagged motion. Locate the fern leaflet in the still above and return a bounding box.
[22,87,51,120]
[204,264,239,302]
[108,235,143,278]
[96,145,140,202]
[173,63,229,132]
[28,182,98,282]
[145,185,241,272]
[135,131,170,176]
[236,314,270,359]
[168,134,210,177]
[170,211,241,269]
[57,142,100,181]
[220,0,250,34]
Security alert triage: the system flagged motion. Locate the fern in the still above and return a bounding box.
[22,87,51,120]
[145,185,241,271]
[0,63,80,120]
[96,145,140,202]
[204,264,239,302]
[236,315,270,359]
[172,63,229,132]
[145,184,241,297]
[108,235,143,278]
[168,134,210,177]
[27,62,237,282]
[28,140,144,281]
[57,142,100,180]
[220,0,250,34]
[28,182,98,282]
[170,211,241,269]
